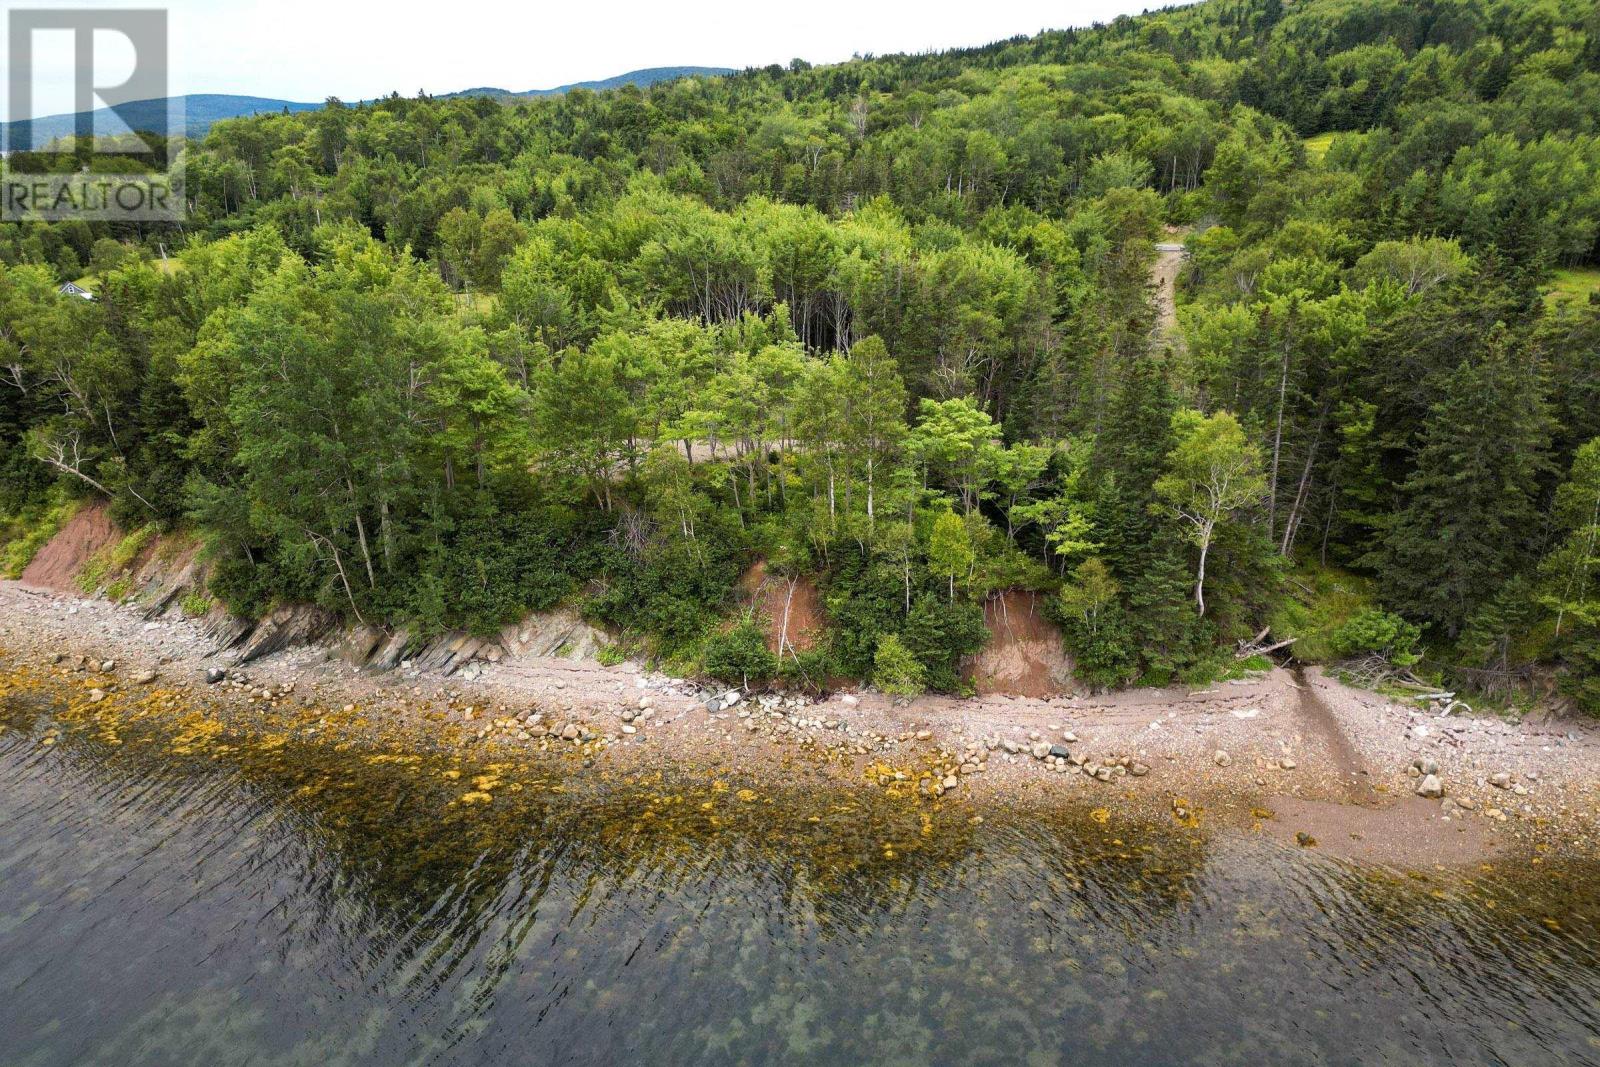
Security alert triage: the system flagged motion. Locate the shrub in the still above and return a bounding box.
[388,500,609,637]
[77,524,158,596]
[1267,561,1379,663]
[589,510,750,654]
[703,621,778,687]
[1331,608,1422,666]
[1051,559,1138,690]
[777,645,832,693]
[0,494,79,578]
[873,633,925,696]
[901,593,987,693]
[1558,624,1600,717]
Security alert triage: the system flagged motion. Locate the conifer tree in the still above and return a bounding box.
[1380,328,1553,637]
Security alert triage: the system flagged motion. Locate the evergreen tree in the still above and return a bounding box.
[1380,328,1553,638]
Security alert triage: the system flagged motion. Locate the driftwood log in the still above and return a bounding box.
[1235,627,1297,660]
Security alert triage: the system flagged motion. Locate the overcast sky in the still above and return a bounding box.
[7,0,1177,117]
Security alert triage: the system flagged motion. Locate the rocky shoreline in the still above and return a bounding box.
[4,579,1600,868]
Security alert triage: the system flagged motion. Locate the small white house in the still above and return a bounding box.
[57,281,94,301]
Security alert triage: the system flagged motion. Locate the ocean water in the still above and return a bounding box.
[2,691,1598,1066]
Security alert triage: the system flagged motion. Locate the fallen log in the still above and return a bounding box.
[1236,636,1296,659]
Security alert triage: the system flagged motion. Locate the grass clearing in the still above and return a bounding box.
[1545,267,1600,309]
[1303,132,1336,163]
[455,291,498,315]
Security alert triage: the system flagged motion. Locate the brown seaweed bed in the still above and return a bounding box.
[4,664,1600,1066]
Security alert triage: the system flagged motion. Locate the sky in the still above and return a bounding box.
[5,0,1176,117]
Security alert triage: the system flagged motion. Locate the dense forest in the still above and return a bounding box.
[3,0,1599,708]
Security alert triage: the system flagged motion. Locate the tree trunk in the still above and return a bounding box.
[1268,340,1290,542]
[1195,525,1213,616]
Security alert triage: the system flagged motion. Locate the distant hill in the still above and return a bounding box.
[2,94,320,149]
[439,67,733,100]
[1,68,733,147]
[511,66,734,98]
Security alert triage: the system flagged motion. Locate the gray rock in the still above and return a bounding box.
[1489,772,1511,789]
[230,605,336,665]
[1416,774,1444,798]
[205,667,226,684]
[1130,762,1150,777]
[131,669,158,685]
[1048,744,1071,759]
[1213,750,1233,768]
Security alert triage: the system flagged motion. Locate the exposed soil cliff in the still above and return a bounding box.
[18,502,120,591]
[966,590,1078,698]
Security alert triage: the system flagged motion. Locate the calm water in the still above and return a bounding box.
[3,692,1600,1067]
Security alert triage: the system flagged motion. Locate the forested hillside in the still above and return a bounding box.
[4,0,1599,707]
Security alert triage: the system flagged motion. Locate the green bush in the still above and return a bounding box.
[818,552,906,681]
[589,510,751,655]
[1268,562,1380,663]
[703,620,779,687]
[1558,624,1600,717]
[1331,608,1423,666]
[397,501,605,636]
[901,593,987,693]
[778,645,833,693]
[0,495,78,579]
[873,633,925,697]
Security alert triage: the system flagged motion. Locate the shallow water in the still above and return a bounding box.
[3,690,1600,1067]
